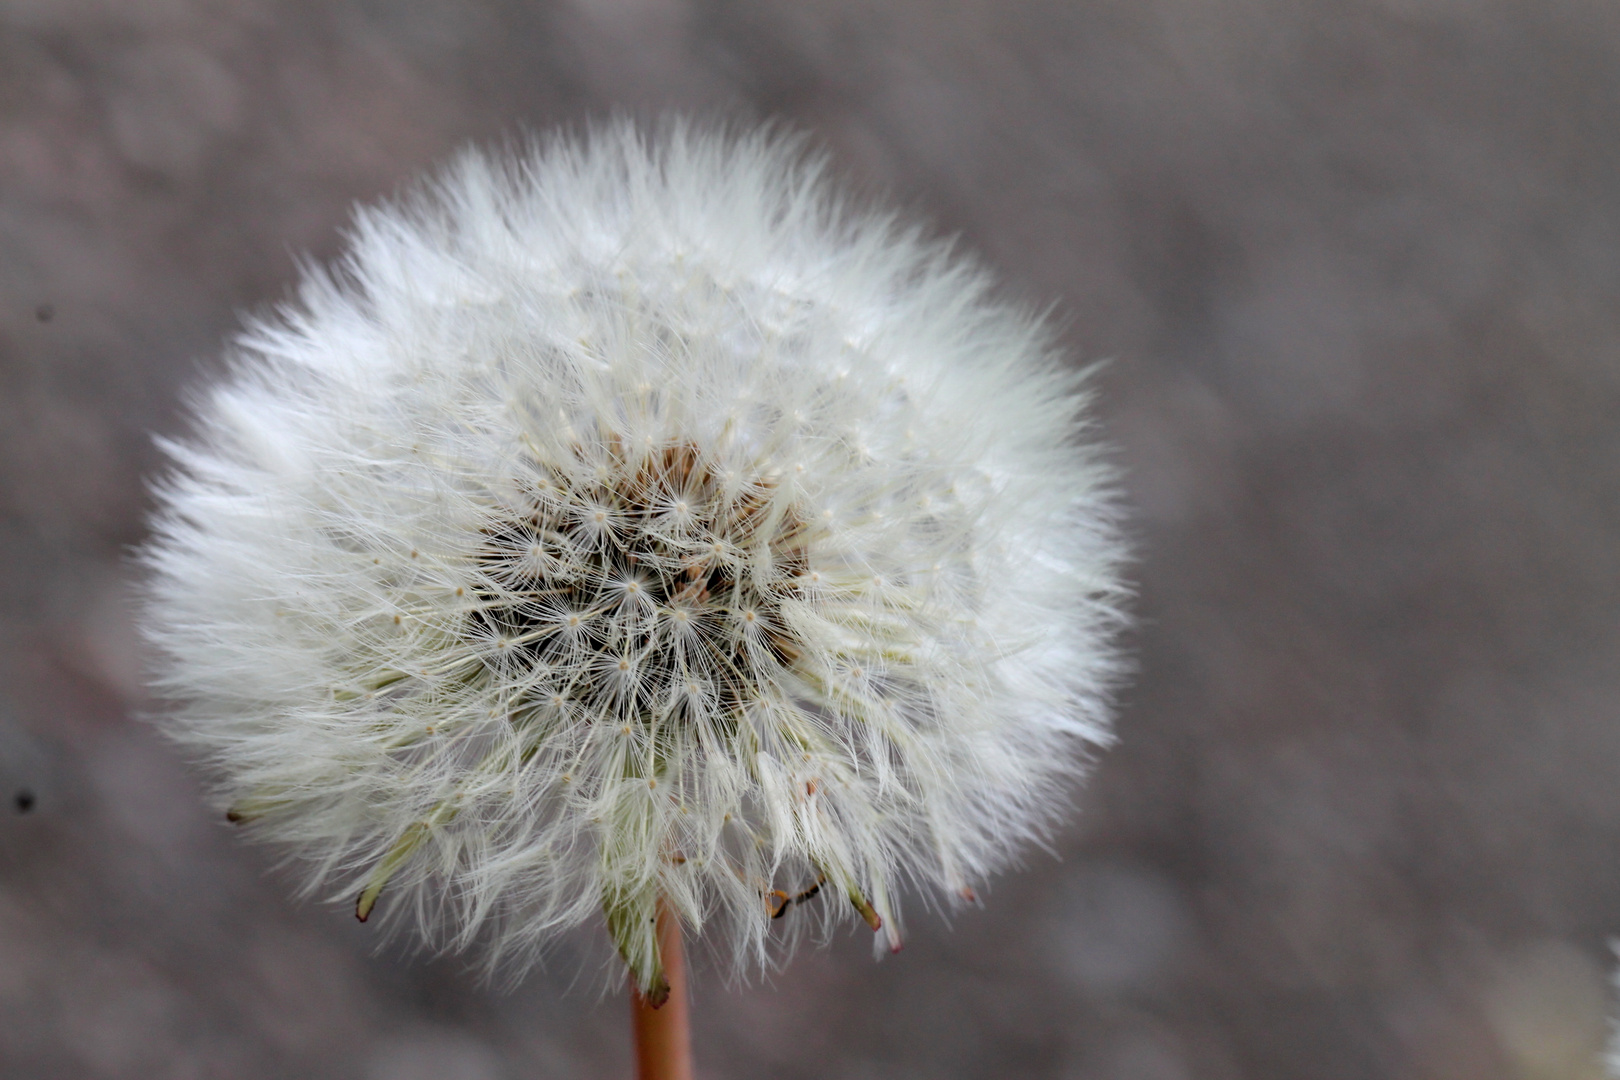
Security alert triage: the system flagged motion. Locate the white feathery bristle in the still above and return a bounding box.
[1608,950,1620,1078]
[140,119,1130,995]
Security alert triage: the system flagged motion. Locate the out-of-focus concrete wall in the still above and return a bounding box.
[3,1,1620,1077]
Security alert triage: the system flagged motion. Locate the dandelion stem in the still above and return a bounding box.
[631,898,693,1080]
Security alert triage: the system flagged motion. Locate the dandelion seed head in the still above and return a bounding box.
[140,120,1129,994]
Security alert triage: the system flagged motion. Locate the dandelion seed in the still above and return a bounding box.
[140,121,1129,1007]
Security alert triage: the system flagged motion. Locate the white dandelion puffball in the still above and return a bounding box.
[142,121,1129,997]
[1609,957,1620,1079]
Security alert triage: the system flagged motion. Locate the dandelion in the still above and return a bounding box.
[1609,955,1620,1078]
[140,120,1128,1071]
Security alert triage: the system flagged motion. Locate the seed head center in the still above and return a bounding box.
[472,440,807,728]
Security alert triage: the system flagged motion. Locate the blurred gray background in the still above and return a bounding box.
[3,0,1620,1077]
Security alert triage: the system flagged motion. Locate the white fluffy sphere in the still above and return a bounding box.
[141,121,1128,995]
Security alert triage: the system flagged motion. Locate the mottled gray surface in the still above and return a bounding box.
[3,1,1620,1077]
